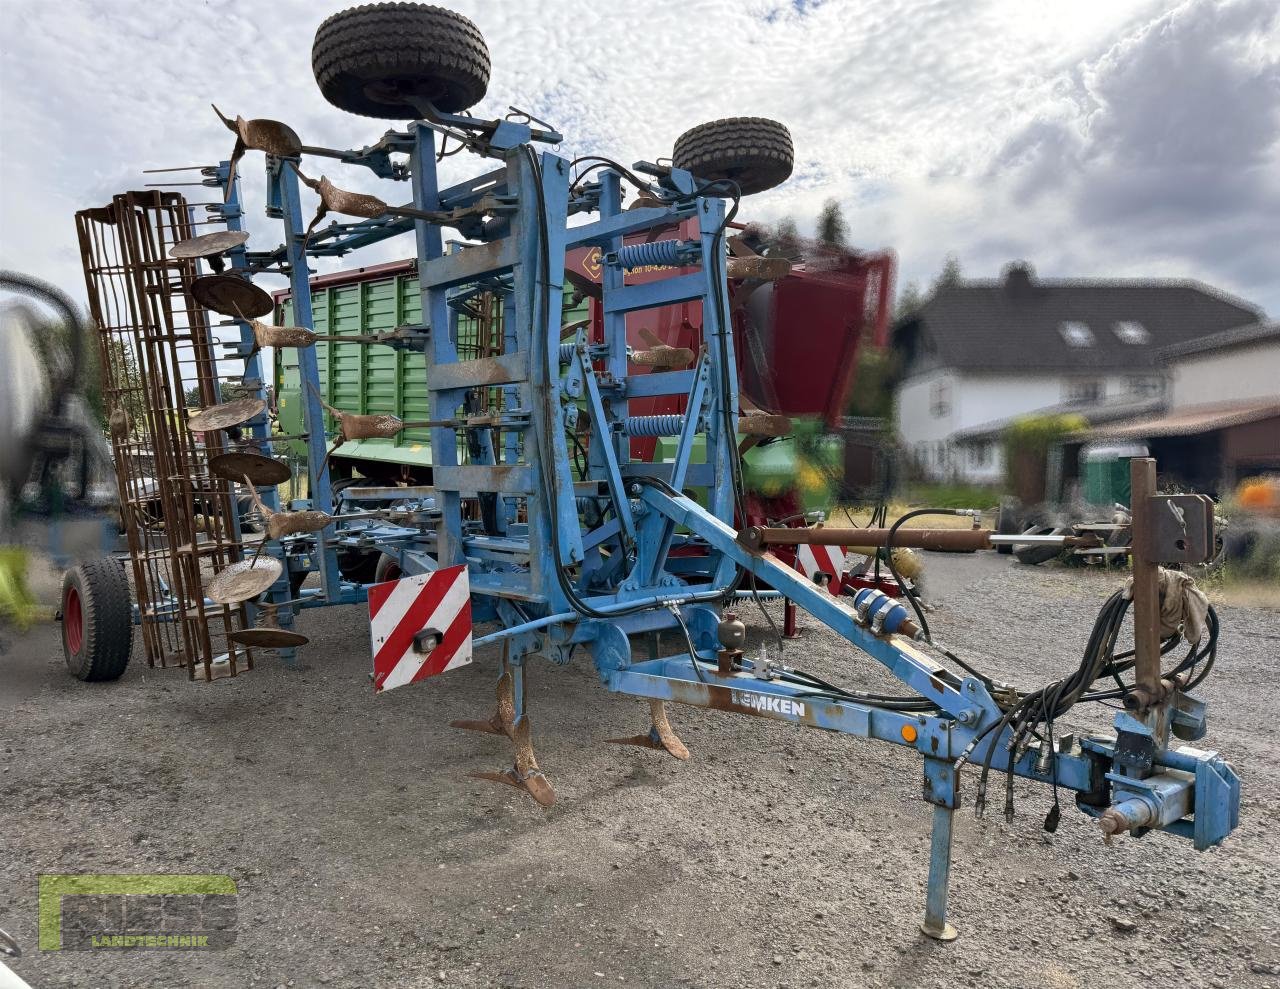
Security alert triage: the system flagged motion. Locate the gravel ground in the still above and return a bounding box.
[2,553,1278,988]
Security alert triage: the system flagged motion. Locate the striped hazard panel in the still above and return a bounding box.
[795,543,848,595]
[368,565,473,693]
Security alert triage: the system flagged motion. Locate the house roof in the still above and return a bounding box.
[1159,319,1280,360]
[1092,398,1280,440]
[950,397,1166,443]
[894,266,1263,375]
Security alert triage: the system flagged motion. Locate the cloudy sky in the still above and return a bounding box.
[1,0,1277,315]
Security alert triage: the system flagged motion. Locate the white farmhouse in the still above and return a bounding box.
[892,264,1264,483]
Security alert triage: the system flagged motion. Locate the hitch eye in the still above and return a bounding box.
[413,629,442,655]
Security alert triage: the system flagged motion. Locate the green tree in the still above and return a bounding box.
[817,198,848,247]
[895,280,924,320]
[933,253,963,291]
[846,347,899,419]
[772,216,802,258]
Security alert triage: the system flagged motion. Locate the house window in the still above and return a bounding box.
[1113,321,1150,345]
[1059,321,1094,347]
[929,380,951,418]
[1128,375,1164,398]
[1064,379,1103,403]
[968,441,991,468]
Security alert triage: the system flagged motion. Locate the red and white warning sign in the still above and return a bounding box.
[368,564,473,693]
[795,543,848,595]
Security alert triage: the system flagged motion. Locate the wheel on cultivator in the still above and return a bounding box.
[60,559,133,682]
[673,116,794,196]
[312,2,491,119]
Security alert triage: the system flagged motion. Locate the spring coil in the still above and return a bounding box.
[611,239,685,270]
[558,342,576,364]
[624,414,687,437]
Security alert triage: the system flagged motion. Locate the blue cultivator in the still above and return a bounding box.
[133,3,1239,938]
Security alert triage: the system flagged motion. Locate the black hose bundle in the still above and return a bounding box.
[963,586,1218,827]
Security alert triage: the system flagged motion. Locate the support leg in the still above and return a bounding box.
[921,803,958,941]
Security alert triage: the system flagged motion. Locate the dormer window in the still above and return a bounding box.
[1113,320,1150,344]
[1059,321,1094,347]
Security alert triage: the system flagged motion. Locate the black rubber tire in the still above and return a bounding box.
[995,499,1021,555]
[337,548,382,584]
[374,553,403,584]
[673,117,794,196]
[61,558,133,682]
[1013,525,1070,566]
[313,3,491,119]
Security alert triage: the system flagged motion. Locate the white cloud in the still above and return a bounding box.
[0,0,1275,318]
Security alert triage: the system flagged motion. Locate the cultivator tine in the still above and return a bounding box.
[606,699,691,760]
[468,716,556,807]
[450,669,515,737]
[632,327,694,369]
[465,655,556,806]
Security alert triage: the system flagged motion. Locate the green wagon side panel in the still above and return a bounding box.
[275,264,584,476]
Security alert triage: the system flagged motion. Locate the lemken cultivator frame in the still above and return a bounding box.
[82,2,1240,940]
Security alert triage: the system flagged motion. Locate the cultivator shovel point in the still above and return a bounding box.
[292,165,448,244]
[468,715,557,808]
[630,328,695,369]
[461,654,556,807]
[246,315,319,351]
[212,104,302,198]
[450,669,516,738]
[606,698,691,760]
[241,475,331,564]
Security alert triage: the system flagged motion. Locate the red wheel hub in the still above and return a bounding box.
[64,586,83,655]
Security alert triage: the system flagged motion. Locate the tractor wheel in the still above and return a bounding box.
[374,553,403,584]
[673,117,794,196]
[61,558,133,682]
[1013,525,1070,566]
[994,499,1021,555]
[337,549,382,584]
[313,3,491,119]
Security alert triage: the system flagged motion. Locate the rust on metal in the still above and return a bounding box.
[206,557,283,605]
[185,397,266,433]
[242,475,332,540]
[249,317,318,350]
[190,273,274,318]
[169,229,250,260]
[631,345,695,369]
[208,451,291,487]
[212,104,302,196]
[737,413,792,438]
[1128,457,1163,707]
[212,105,302,156]
[605,699,691,760]
[227,626,309,649]
[726,255,792,281]
[739,525,1100,554]
[450,669,515,737]
[76,190,254,682]
[468,715,557,807]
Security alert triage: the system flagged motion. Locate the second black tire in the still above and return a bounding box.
[61,558,133,682]
[313,3,491,119]
[673,117,794,196]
